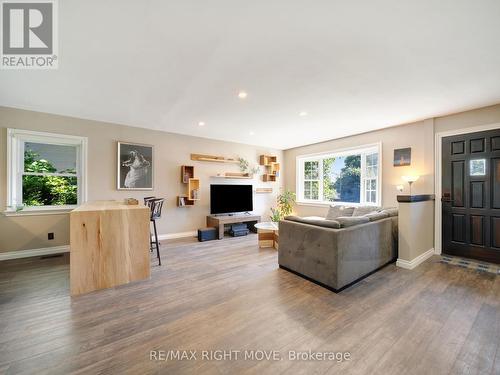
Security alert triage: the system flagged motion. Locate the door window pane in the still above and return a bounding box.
[470,159,486,176]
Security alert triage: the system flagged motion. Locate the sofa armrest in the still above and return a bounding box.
[278,220,340,289]
[335,218,395,287]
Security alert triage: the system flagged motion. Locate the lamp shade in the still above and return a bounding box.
[402,175,419,183]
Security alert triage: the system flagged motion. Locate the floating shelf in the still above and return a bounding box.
[260,155,277,166]
[256,188,273,194]
[181,165,194,183]
[188,178,200,200]
[177,196,195,207]
[262,174,277,182]
[180,166,200,204]
[260,154,279,182]
[211,174,252,179]
[211,172,252,179]
[191,153,239,163]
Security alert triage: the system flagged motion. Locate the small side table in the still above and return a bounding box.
[254,222,279,249]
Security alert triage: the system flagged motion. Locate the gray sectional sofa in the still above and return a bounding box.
[278,205,398,292]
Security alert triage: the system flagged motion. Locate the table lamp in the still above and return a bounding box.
[402,175,419,195]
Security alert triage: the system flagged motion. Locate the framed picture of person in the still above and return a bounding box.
[393,147,411,167]
[117,142,154,190]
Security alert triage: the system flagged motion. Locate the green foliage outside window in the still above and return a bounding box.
[333,155,361,203]
[322,157,337,201]
[23,150,77,206]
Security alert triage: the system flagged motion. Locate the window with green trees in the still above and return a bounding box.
[297,145,380,205]
[7,129,86,211]
[23,145,78,206]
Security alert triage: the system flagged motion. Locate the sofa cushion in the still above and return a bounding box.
[364,211,390,222]
[326,205,355,220]
[352,205,381,216]
[381,207,398,217]
[335,216,370,227]
[285,216,341,229]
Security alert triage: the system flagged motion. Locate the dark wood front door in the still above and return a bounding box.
[442,128,500,264]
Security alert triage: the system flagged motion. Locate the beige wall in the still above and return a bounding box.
[435,103,500,134]
[2,103,500,254]
[398,200,435,262]
[284,103,500,218]
[0,107,283,253]
[284,120,435,217]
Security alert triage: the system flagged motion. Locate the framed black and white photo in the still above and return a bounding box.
[393,147,411,167]
[117,142,153,190]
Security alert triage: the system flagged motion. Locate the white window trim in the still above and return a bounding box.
[5,128,88,214]
[296,142,382,207]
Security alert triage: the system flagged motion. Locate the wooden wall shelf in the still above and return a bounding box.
[177,196,195,207]
[191,153,238,163]
[188,178,200,200]
[211,175,252,179]
[256,188,273,193]
[260,154,279,182]
[211,172,252,179]
[181,165,194,183]
[180,166,200,204]
[260,155,277,166]
[262,174,277,182]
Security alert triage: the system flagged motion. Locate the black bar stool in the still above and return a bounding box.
[149,198,164,266]
[144,196,156,206]
[144,196,156,251]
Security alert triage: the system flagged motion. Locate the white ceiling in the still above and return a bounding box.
[2,0,500,149]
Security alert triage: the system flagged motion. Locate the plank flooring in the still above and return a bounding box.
[0,234,499,375]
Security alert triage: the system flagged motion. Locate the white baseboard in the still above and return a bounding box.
[0,231,197,261]
[0,245,70,261]
[396,248,435,270]
[157,231,197,241]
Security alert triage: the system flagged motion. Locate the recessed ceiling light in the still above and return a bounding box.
[249,131,255,136]
[238,91,248,99]
[198,121,205,127]
[299,111,308,117]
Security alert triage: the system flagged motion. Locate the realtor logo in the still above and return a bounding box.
[1,0,58,69]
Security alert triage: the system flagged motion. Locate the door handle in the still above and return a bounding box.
[441,197,452,203]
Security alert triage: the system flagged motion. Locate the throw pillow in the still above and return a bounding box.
[352,205,381,216]
[336,216,370,227]
[364,211,390,222]
[285,216,341,229]
[381,207,398,217]
[326,205,355,220]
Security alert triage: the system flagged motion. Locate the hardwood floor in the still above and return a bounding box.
[0,234,499,375]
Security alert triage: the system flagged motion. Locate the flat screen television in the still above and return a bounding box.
[210,184,253,214]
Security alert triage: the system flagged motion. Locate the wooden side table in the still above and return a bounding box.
[255,222,279,249]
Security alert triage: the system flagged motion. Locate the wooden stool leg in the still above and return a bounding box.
[153,219,161,266]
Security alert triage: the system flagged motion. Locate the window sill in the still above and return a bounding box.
[296,201,332,207]
[3,207,75,217]
[296,201,381,208]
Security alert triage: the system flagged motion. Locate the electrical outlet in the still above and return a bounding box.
[48,232,54,240]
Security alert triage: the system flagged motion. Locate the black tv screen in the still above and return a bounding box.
[210,184,253,214]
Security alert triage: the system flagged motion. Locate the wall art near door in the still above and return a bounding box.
[117,142,153,190]
[393,147,411,167]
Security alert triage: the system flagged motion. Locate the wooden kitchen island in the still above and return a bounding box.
[70,200,151,296]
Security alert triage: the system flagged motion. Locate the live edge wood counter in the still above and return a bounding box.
[70,201,150,296]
